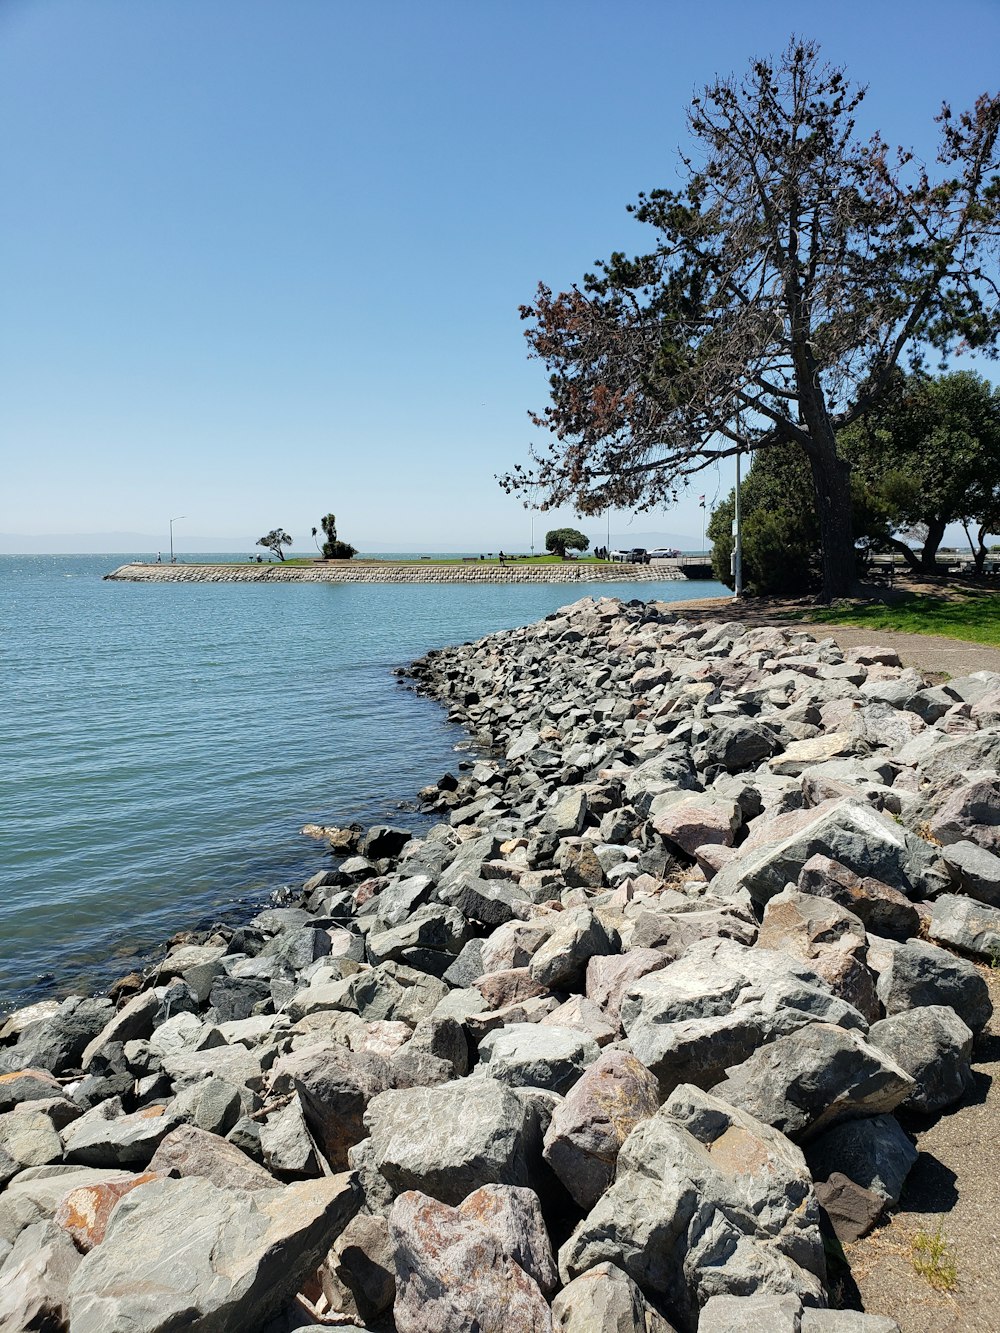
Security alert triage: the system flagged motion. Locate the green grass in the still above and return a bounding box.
[911,1225,958,1292]
[808,592,1000,647]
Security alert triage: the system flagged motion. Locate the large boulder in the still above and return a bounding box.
[477,1024,599,1095]
[871,937,992,1032]
[390,1185,555,1333]
[551,1261,677,1332]
[797,855,920,940]
[804,1115,917,1207]
[620,940,867,1096]
[559,1084,826,1331]
[756,888,878,1021]
[363,1076,541,1205]
[542,1050,659,1209]
[710,1023,914,1140]
[927,778,1000,852]
[938,841,1000,907]
[710,800,946,905]
[268,1041,390,1169]
[867,1005,974,1114]
[0,1220,82,1332]
[66,1173,360,1333]
[928,892,1000,960]
[529,908,617,992]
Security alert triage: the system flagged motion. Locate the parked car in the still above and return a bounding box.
[648,547,681,559]
[608,549,630,562]
[628,548,650,564]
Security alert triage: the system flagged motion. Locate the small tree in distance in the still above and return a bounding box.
[318,513,357,560]
[545,527,590,558]
[257,528,292,561]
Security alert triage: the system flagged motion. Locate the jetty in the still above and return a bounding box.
[104,560,685,585]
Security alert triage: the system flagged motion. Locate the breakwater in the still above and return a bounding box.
[104,560,683,584]
[4,593,999,1328]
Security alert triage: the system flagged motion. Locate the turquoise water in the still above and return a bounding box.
[2,555,728,1009]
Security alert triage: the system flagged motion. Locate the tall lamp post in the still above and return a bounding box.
[732,453,744,600]
[169,515,186,565]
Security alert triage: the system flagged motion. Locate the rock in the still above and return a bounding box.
[710,799,945,906]
[61,1098,180,1168]
[814,1172,885,1243]
[561,842,606,888]
[390,1186,554,1333]
[873,937,992,1032]
[0,1068,64,1112]
[797,855,920,939]
[698,1293,803,1332]
[539,994,618,1047]
[0,1106,64,1168]
[756,888,879,1021]
[542,1050,659,1208]
[67,1173,360,1333]
[529,908,617,991]
[360,824,413,860]
[621,940,867,1096]
[268,1041,390,1169]
[699,718,783,772]
[927,777,1000,852]
[476,967,550,1009]
[804,1114,917,1206]
[559,1084,825,1329]
[55,1171,164,1250]
[363,1076,540,1205]
[586,949,670,1023]
[652,794,741,856]
[938,840,1000,907]
[867,1005,974,1113]
[260,1094,320,1177]
[543,789,589,837]
[147,1123,280,1191]
[391,1015,470,1088]
[551,1262,677,1332]
[171,1075,243,1136]
[929,892,1000,960]
[767,732,857,776]
[0,1165,136,1245]
[0,996,114,1074]
[801,1313,901,1331]
[0,1220,81,1331]
[439,874,525,927]
[326,1211,396,1323]
[366,904,471,966]
[710,1022,914,1140]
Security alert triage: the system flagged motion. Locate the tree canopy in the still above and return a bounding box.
[504,39,1000,599]
[842,371,1000,571]
[545,527,590,557]
[317,512,357,560]
[256,528,292,561]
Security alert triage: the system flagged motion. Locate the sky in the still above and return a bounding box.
[2,0,999,554]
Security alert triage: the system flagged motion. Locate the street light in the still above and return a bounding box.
[169,516,186,564]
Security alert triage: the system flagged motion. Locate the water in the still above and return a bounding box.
[1,554,728,1010]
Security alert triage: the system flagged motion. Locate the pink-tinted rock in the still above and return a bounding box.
[540,995,617,1047]
[147,1123,280,1192]
[542,1050,660,1208]
[652,795,741,855]
[390,1186,554,1333]
[586,949,669,1024]
[55,1172,164,1251]
[475,968,549,1009]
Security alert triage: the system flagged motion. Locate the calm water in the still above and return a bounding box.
[1,555,727,1010]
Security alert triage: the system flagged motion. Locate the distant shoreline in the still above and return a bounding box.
[104,560,694,584]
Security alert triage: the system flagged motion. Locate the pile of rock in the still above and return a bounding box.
[2,595,998,1331]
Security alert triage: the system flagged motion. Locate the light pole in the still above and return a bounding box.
[732,453,744,600]
[169,515,186,564]
[530,510,534,557]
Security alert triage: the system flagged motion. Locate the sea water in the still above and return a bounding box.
[1,555,728,1009]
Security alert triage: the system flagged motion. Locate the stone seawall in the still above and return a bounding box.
[104,560,684,584]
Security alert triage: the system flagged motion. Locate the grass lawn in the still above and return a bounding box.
[809,591,1000,647]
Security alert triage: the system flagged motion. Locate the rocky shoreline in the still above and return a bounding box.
[3,594,1000,1330]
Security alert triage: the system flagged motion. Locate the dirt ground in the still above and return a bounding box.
[660,583,1000,1331]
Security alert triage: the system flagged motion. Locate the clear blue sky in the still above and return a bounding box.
[2,0,998,552]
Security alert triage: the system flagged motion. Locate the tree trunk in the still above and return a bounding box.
[918,517,946,572]
[887,537,921,572]
[806,437,857,600]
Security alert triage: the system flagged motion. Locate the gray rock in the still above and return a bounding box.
[621,940,867,1096]
[326,1211,396,1323]
[586,949,671,1023]
[927,777,1000,852]
[0,996,115,1074]
[260,1094,320,1176]
[363,1076,540,1205]
[698,1293,802,1332]
[542,1050,659,1208]
[699,717,784,772]
[390,1185,554,1332]
[797,855,920,940]
[873,937,992,1032]
[268,1042,390,1170]
[0,1106,64,1169]
[148,1123,280,1191]
[478,1023,600,1095]
[929,892,1000,960]
[442,937,486,987]
[939,840,1000,907]
[711,800,945,905]
[61,1097,181,1168]
[804,1114,917,1206]
[710,1022,914,1140]
[0,1219,81,1332]
[559,1084,826,1329]
[0,1164,145,1245]
[801,1312,900,1331]
[170,1075,243,1136]
[0,1067,64,1112]
[366,904,471,965]
[551,1262,677,1332]
[543,788,589,837]
[867,1005,974,1113]
[67,1172,360,1333]
[529,907,617,991]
